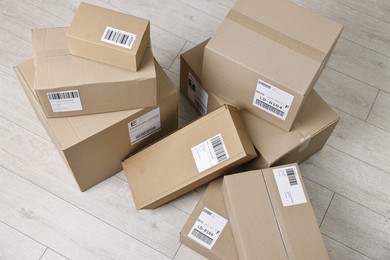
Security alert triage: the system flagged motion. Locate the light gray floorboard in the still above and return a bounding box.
[322,194,390,259]
[0,0,389,259]
[0,219,46,260]
[367,90,390,132]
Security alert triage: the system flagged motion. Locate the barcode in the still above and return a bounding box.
[47,91,79,100]
[135,126,157,140]
[202,208,212,216]
[191,229,213,246]
[256,99,284,117]
[102,27,136,49]
[210,135,227,163]
[286,168,298,186]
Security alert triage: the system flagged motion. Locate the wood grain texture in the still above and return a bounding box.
[291,0,390,57]
[328,109,390,173]
[0,167,170,260]
[323,235,372,260]
[314,68,378,121]
[174,244,207,260]
[367,90,390,132]
[301,145,390,218]
[0,219,46,260]
[331,0,390,23]
[40,249,70,260]
[322,194,390,259]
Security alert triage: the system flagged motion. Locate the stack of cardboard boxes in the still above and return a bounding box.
[14,3,180,191]
[179,0,343,259]
[14,1,344,259]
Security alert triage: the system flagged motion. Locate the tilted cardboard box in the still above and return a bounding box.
[122,105,257,209]
[14,59,178,191]
[222,165,329,259]
[180,178,239,260]
[67,2,150,71]
[180,40,339,169]
[202,0,343,130]
[33,27,156,118]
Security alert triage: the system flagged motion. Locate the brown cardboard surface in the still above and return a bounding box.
[222,164,329,259]
[180,41,339,169]
[202,0,343,130]
[67,2,150,71]
[122,105,257,209]
[180,178,239,260]
[14,59,178,192]
[33,27,156,118]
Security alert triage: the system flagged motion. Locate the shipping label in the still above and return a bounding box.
[101,26,137,49]
[252,79,294,120]
[128,107,161,144]
[47,90,83,112]
[188,207,228,249]
[188,72,208,115]
[273,166,307,207]
[191,134,229,173]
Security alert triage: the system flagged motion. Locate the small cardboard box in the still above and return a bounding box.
[67,2,150,71]
[180,40,339,169]
[202,0,343,130]
[222,165,329,259]
[14,59,178,192]
[180,178,239,260]
[32,27,156,118]
[122,105,257,209]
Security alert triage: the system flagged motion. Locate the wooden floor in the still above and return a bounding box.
[1,0,389,259]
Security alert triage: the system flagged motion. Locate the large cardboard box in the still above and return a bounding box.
[202,0,343,130]
[122,105,257,209]
[14,60,178,192]
[180,41,339,169]
[180,178,239,260]
[222,165,329,259]
[33,27,156,118]
[67,2,150,71]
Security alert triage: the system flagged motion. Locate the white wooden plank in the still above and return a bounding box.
[0,167,170,260]
[40,249,69,260]
[314,68,378,121]
[327,38,390,93]
[323,235,372,260]
[108,0,220,44]
[174,244,207,260]
[301,145,390,218]
[331,0,390,23]
[302,178,334,225]
[0,71,48,139]
[322,194,390,259]
[290,0,390,57]
[0,220,46,260]
[328,109,390,173]
[367,90,390,132]
[0,117,189,258]
[177,0,234,21]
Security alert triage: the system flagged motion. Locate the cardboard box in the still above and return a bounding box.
[14,59,178,192]
[67,2,150,71]
[32,27,156,118]
[180,178,239,260]
[122,105,257,209]
[180,41,339,169]
[202,0,343,130]
[222,165,329,259]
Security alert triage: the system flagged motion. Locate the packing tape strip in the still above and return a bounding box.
[226,9,326,62]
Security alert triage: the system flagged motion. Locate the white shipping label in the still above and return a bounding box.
[188,207,228,249]
[47,90,83,112]
[188,72,208,115]
[128,107,161,144]
[273,166,307,207]
[191,134,229,173]
[101,26,137,49]
[252,79,294,120]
